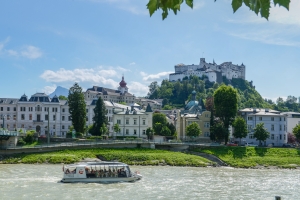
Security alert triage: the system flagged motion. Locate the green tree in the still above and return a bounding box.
[232,117,248,144]
[186,122,201,137]
[58,95,68,100]
[68,83,86,133]
[214,85,238,144]
[161,125,171,136]
[253,123,270,146]
[153,122,163,135]
[292,124,300,141]
[146,127,154,140]
[92,96,108,136]
[113,123,121,134]
[153,113,167,126]
[147,0,290,20]
[100,123,108,136]
[167,122,176,136]
[210,121,226,142]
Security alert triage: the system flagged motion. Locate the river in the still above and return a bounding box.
[0,164,299,200]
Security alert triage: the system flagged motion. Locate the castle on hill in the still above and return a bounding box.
[169,58,246,83]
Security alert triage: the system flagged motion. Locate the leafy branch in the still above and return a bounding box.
[147,0,290,20]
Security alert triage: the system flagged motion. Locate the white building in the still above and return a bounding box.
[0,93,139,137]
[281,112,300,134]
[238,108,287,146]
[169,57,245,83]
[84,76,135,105]
[112,104,153,138]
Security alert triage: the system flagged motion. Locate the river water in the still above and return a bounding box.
[0,164,299,200]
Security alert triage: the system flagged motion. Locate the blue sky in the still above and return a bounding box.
[1,0,299,101]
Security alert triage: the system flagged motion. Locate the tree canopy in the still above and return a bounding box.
[147,0,290,20]
[214,85,238,144]
[254,123,270,145]
[232,117,248,143]
[186,122,201,137]
[68,83,86,133]
[92,96,108,136]
[292,124,300,141]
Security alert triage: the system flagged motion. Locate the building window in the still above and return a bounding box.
[126,129,129,135]
[142,130,146,135]
[21,114,25,120]
[62,116,65,121]
[205,114,209,118]
[271,117,274,121]
[143,119,146,125]
[280,134,282,140]
[7,107,10,111]
[284,134,286,140]
[13,115,16,120]
[29,114,32,120]
[53,115,56,121]
[271,134,274,140]
[86,109,88,113]
[62,108,65,113]
[62,125,65,130]
[279,125,282,131]
[204,122,210,128]
[259,117,262,121]
[86,117,88,121]
[134,129,137,135]
[7,115,10,120]
[271,124,274,131]
[53,125,56,129]
[249,134,254,139]
[0,107,2,111]
[14,107,16,111]
[68,116,71,121]
[204,132,210,137]
[134,119,137,125]
[126,119,129,124]
[45,115,49,121]
[280,117,282,121]
[248,117,253,120]
[117,120,121,125]
[284,125,286,131]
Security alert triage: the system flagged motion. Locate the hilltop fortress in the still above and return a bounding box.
[169,58,246,83]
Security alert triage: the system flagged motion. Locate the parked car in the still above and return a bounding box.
[210,142,220,146]
[227,143,238,146]
[282,144,294,148]
[245,143,258,147]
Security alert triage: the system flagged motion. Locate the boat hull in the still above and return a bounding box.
[61,176,141,183]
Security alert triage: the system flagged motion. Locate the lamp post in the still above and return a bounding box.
[1,114,9,130]
[47,107,50,145]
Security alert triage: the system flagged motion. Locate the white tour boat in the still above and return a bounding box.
[61,161,142,183]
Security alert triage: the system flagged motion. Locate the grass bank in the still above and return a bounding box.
[192,146,300,168]
[1,148,212,167]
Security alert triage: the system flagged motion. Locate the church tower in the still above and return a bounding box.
[118,76,128,94]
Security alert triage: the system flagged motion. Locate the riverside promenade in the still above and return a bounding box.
[0,140,210,155]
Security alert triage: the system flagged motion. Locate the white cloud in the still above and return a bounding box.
[0,37,10,52]
[140,71,147,77]
[40,67,121,89]
[142,71,173,81]
[21,45,43,59]
[128,81,148,97]
[43,84,57,95]
[7,49,18,56]
[129,62,136,66]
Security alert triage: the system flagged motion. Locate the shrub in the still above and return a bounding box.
[17,138,26,146]
[23,131,35,144]
[76,132,83,138]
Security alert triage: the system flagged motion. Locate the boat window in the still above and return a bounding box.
[64,167,76,174]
